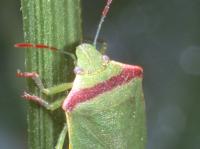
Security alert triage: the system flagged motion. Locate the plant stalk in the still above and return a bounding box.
[20,0,82,148]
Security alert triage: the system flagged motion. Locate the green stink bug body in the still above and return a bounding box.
[63,44,146,149]
[16,0,146,148]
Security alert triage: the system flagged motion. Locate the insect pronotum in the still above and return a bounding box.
[16,0,146,148]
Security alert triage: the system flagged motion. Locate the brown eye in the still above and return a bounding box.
[102,55,110,64]
[74,66,84,75]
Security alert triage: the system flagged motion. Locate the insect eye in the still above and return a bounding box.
[74,66,84,75]
[102,55,110,65]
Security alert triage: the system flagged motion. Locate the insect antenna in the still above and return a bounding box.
[93,0,113,47]
[15,43,77,64]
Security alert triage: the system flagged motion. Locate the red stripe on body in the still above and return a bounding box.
[62,65,143,112]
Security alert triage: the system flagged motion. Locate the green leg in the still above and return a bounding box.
[22,92,66,111]
[18,70,71,149]
[16,69,73,95]
[22,92,68,148]
[45,96,66,111]
[55,123,68,149]
[17,70,73,111]
[30,72,73,95]
[21,80,72,111]
[42,83,73,96]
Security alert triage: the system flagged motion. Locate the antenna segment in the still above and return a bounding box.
[93,0,113,47]
[15,43,76,63]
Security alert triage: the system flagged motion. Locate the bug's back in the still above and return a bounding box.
[63,60,146,149]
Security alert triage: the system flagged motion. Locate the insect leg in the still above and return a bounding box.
[42,83,73,96]
[16,69,44,90]
[22,92,65,111]
[55,123,68,149]
[16,69,73,95]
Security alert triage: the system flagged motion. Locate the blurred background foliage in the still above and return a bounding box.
[0,0,200,149]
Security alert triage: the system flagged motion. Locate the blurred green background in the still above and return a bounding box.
[1,0,200,149]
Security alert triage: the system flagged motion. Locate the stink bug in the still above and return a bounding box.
[16,0,146,149]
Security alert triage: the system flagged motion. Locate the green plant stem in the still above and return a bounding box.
[20,0,82,148]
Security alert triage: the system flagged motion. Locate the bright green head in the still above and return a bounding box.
[75,43,109,75]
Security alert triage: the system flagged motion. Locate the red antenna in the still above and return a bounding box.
[15,43,57,51]
[15,43,76,63]
[93,0,113,47]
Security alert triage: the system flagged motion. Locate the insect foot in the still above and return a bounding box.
[16,69,39,78]
[21,91,49,107]
[16,69,44,90]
